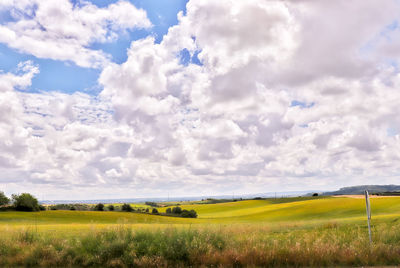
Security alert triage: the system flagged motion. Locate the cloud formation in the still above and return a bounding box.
[1,0,400,199]
[0,0,151,68]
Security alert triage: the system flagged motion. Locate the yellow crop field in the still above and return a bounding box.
[161,196,400,223]
[2,196,400,228]
[1,196,400,266]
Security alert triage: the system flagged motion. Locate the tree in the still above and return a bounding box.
[145,201,159,207]
[189,209,197,218]
[172,206,182,214]
[312,193,318,197]
[0,191,9,206]
[108,205,115,211]
[181,209,197,218]
[94,203,104,211]
[121,203,133,212]
[152,208,159,214]
[12,193,40,212]
[145,208,149,213]
[166,207,172,214]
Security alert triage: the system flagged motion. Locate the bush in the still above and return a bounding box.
[47,203,90,211]
[172,206,182,214]
[39,205,46,211]
[94,203,104,211]
[12,193,40,211]
[121,203,133,212]
[166,207,172,214]
[108,205,115,211]
[145,208,149,213]
[181,209,197,218]
[189,209,197,218]
[152,208,159,214]
[145,201,160,207]
[0,191,9,206]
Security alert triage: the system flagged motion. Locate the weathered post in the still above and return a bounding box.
[365,190,372,243]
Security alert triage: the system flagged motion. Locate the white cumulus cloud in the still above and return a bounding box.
[2,0,400,199]
[0,0,151,68]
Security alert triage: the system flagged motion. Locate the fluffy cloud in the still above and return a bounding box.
[0,0,151,68]
[2,0,400,199]
[97,0,400,193]
[0,61,38,171]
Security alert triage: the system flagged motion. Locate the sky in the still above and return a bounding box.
[1,0,400,200]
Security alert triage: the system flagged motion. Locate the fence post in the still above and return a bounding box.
[365,190,372,243]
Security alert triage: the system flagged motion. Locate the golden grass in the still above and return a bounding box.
[1,219,400,267]
[2,196,400,227]
[1,196,400,266]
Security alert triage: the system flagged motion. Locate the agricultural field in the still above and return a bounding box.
[1,196,400,266]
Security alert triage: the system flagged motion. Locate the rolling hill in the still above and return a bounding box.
[2,196,400,230]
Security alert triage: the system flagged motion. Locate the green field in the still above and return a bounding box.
[1,196,400,266]
[3,196,399,227]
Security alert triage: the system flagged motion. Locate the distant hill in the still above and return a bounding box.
[41,191,313,204]
[323,185,400,195]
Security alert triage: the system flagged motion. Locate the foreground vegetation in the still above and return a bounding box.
[2,220,400,267]
[1,195,400,266]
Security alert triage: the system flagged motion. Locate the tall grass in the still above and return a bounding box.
[0,226,226,267]
[1,221,400,267]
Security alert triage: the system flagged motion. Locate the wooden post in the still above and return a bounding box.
[365,190,372,243]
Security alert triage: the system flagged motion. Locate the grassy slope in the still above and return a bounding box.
[2,197,400,266]
[0,210,196,236]
[161,197,400,223]
[1,197,400,229]
[0,210,195,225]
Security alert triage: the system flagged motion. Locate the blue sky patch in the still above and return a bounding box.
[179,48,203,66]
[387,127,398,137]
[0,44,100,94]
[290,100,315,109]
[88,0,188,64]
[0,0,189,95]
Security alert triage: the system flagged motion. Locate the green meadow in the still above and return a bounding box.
[1,196,400,266]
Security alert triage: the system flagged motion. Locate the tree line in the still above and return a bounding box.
[0,191,197,218]
[0,191,43,211]
[94,203,197,218]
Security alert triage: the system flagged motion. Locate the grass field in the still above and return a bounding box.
[1,196,400,266]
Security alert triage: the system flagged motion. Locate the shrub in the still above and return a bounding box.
[152,208,159,214]
[172,206,182,214]
[166,207,172,214]
[145,208,149,213]
[121,203,133,212]
[39,205,46,211]
[181,209,197,218]
[181,210,190,218]
[145,201,160,207]
[49,203,90,211]
[108,205,115,211]
[12,193,40,211]
[0,191,9,206]
[189,209,197,218]
[94,203,104,211]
